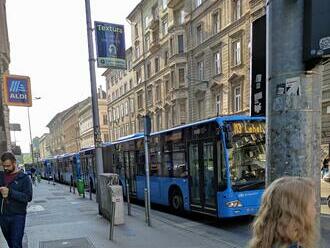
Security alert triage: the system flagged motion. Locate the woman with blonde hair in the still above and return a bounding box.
[249,176,316,248]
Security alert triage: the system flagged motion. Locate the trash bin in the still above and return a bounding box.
[77,179,85,195]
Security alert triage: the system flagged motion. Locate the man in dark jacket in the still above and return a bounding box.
[0,152,33,248]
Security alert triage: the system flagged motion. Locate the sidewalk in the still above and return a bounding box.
[0,181,244,248]
[0,180,329,248]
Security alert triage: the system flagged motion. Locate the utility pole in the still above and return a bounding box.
[27,107,35,165]
[84,0,104,209]
[266,0,321,244]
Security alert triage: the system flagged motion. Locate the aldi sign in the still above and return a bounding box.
[94,21,126,69]
[3,75,32,107]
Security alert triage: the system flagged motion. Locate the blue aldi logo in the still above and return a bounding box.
[3,75,32,107]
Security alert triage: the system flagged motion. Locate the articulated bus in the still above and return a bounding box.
[104,115,266,218]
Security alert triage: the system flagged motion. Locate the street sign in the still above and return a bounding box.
[9,123,21,131]
[3,75,32,107]
[94,21,126,69]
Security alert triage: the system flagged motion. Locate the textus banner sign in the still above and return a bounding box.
[3,75,32,107]
[94,21,126,69]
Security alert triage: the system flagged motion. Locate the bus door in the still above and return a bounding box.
[188,140,218,215]
[124,151,137,197]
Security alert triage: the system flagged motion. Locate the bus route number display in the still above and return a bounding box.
[231,122,265,135]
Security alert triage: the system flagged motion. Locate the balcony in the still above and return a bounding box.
[167,0,183,9]
[149,38,160,53]
[149,14,159,30]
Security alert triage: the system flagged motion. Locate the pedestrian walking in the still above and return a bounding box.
[249,176,316,248]
[321,157,329,179]
[0,152,33,248]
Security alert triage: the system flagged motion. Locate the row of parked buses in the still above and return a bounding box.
[37,115,266,218]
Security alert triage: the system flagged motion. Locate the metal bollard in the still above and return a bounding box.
[109,202,116,241]
[126,182,131,216]
[144,188,149,224]
[89,181,92,200]
[83,180,86,198]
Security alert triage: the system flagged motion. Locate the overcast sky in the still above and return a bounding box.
[7,0,140,153]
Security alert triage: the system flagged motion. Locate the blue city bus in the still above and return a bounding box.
[104,116,266,218]
[79,147,97,191]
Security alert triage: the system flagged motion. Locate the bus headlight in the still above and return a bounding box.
[226,200,243,208]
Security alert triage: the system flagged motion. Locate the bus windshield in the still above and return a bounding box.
[226,121,266,191]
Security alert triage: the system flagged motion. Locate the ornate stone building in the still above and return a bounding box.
[0,0,11,152]
[104,0,264,141]
[322,61,330,155]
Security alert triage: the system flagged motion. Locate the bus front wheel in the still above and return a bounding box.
[170,189,184,214]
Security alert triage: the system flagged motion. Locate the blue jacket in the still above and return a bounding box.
[1,171,33,215]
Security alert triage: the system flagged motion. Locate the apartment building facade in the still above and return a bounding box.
[0,0,11,153]
[79,90,109,149]
[105,0,265,141]
[63,102,81,153]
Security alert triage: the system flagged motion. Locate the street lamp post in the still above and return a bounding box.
[27,97,41,165]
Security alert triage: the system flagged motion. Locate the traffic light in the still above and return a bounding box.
[304,0,330,69]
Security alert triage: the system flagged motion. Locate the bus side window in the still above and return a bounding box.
[217,140,227,191]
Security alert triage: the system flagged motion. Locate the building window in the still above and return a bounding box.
[147,87,153,106]
[135,24,139,38]
[127,60,132,70]
[233,0,242,21]
[180,102,186,124]
[156,111,162,131]
[121,104,124,118]
[212,11,220,34]
[162,0,167,10]
[232,39,241,66]
[162,18,168,36]
[104,133,109,142]
[198,99,205,119]
[177,9,185,25]
[165,79,170,94]
[137,92,144,110]
[147,62,151,79]
[171,71,176,89]
[164,51,169,66]
[156,84,161,102]
[129,80,133,89]
[178,68,185,86]
[172,105,176,126]
[196,0,202,8]
[197,61,204,80]
[196,24,202,45]
[155,57,159,73]
[120,86,123,96]
[145,34,150,51]
[170,37,174,55]
[135,44,140,58]
[136,68,142,84]
[234,86,241,112]
[214,51,221,75]
[124,83,127,93]
[178,35,184,54]
[130,98,134,113]
[125,101,128,116]
[216,94,221,115]
[103,114,108,125]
